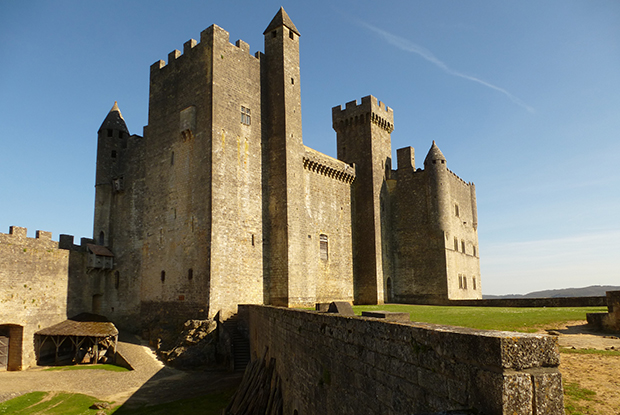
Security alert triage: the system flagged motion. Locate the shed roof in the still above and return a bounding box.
[35,313,118,337]
[87,244,114,257]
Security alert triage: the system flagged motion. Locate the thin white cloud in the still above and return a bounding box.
[357,20,535,113]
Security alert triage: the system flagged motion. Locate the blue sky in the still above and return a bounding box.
[1,1,618,295]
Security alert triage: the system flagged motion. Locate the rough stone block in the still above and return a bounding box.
[362,310,410,322]
[532,371,564,415]
[328,301,354,315]
[502,372,533,414]
[586,312,607,330]
[315,303,330,312]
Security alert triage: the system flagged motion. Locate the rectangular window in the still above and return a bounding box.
[241,106,251,125]
[458,275,463,289]
[472,277,477,290]
[320,234,328,261]
[463,276,467,289]
[473,245,477,257]
[454,237,458,251]
[461,240,466,254]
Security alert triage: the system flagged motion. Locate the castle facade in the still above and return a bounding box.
[1,8,481,369]
[89,8,481,330]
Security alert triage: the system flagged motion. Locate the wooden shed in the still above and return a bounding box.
[34,313,118,366]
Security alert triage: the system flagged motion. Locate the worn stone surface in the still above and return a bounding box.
[243,305,564,415]
[156,319,224,369]
[362,310,410,322]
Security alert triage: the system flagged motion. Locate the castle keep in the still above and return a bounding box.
[1,8,481,369]
[90,8,481,329]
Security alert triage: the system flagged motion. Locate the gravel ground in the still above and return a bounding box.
[0,332,242,408]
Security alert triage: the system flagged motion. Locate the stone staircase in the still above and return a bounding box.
[223,314,250,372]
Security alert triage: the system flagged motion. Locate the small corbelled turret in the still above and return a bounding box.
[98,101,129,135]
[424,140,446,168]
[263,7,300,36]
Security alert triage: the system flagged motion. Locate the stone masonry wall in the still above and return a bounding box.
[300,147,355,304]
[443,171,481,300]
[243,305,564,415]
[0,227,69,369]
[140,25,217,327]
[208,27,264,319]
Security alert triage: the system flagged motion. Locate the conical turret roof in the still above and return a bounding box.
[264,7,300,36]
[424,141,446,166]
[98,101,129,134]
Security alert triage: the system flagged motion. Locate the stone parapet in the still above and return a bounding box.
[241,305,564,415]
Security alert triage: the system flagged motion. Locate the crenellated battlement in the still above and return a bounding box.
[58,234,95,252]
[332,95,394,133]
[0,226,52,241]
[0,226,59,250]
[150,24,259,74]
[303,147,356,184]
[447,167,474,186]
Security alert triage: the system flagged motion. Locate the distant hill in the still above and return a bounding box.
[483,285,620,299]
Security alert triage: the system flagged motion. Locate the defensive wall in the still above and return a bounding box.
[0,227,70,370]
[240,304,564,415]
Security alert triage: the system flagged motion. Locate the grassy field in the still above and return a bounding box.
[353,304,606,332]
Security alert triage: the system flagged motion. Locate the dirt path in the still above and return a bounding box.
[544,321,620,414]
[0,333,242,408]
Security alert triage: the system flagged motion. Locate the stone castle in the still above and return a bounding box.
[1,8,480,370]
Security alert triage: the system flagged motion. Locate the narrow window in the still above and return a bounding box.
[99,231,105,246]
[461,240,466,254]
[319,234,328,260]
[458,275,463,289]
[289,29,294,40]
[161,270,166,283]
[107,129,113,137]
[455,204,459,217]
[472,276,477,290]
[463,277,467,289]
[171,151,175,165]
[114,271,120,289]
[188,268,193,281]
[454,237,458,251]
[473,246,477,257]
[241,106,251,125]
[251,234,255,246]
[291,77,295,85]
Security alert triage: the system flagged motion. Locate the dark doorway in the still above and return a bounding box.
[0,327,8,370]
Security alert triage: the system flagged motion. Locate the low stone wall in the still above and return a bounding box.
[241,305,564,414]
[587,291,620,331]
[409,296,607,308]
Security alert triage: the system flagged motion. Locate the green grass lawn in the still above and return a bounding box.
[352,304,606,332]
[0,388,236,415]
[0,391,110,415]
[44,364,129,372]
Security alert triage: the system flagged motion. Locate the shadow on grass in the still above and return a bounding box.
[111,366,242,413]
